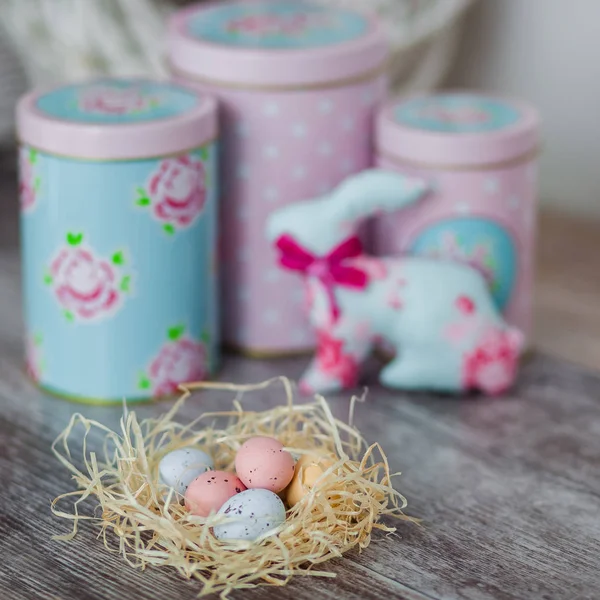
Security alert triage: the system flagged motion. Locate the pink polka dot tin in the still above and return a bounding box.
[168,0,388,356]
[16,78,219,403]
[374,92,540,343]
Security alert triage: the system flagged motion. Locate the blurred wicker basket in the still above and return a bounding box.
[0,34,27,144]
[0,0,475,140]
[315,0,475,92]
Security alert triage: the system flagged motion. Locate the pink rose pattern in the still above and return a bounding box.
[417,105,489,125]
[425,232,496,288]
[45,233,131,322]
[316,329,359,388]
[19,148,40,213]
[463,328,523,396]
[79,84,156,115]
[139,326,209,398]
[227,13,332,37]
[136,155,207,235]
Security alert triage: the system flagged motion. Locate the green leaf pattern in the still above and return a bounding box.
[21,146,40,213]
[168,325,185,341]
[138,374,151,390]
[120,275,131,292]
[67,232,83,246]
[136,187,151,207]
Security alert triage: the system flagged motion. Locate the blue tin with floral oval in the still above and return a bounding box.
[17,78,219,403]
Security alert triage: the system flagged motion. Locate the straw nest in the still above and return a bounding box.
[51,378,410,598]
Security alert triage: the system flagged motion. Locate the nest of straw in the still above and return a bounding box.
[51,378,410,598]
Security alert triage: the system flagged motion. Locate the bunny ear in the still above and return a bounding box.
[265,169,430,257]
[328,169,429,224]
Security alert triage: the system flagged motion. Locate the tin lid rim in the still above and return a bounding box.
[167,1,389,88]
[376,91,541,168]
[16,79,218,161]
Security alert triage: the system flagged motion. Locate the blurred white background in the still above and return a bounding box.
[1,0,598,219]
[0,0,471,144]
[449,0,600,218]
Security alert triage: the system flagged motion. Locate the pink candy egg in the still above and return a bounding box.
[235,436,295,493]
[185,471,246,517]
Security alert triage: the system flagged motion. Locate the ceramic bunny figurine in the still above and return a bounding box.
[266,169,523,396]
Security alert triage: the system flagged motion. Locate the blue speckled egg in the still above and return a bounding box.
[158,447,214,496]
[213,489,286,542]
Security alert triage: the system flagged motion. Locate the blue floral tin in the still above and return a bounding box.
[16,78,219,403]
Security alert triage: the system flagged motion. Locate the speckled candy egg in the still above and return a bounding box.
[185,471,246,517]
[158,447,214,496]
[213,489,287,542]
[285,455,334,507]
[235,436,295,493]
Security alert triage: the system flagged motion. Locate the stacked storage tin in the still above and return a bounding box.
[17,79,219,402]
[16,1,540,403]
[168,0,389,356]
[374,92,540,342]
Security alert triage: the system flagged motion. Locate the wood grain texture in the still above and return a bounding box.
[1,151,600,600]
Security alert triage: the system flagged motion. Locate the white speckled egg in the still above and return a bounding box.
[213,489,286,542]
[158,447,214,496]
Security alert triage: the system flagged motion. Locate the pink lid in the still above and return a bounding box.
[377,92,540,168]
[167,0,388,88]
[16,78,217,160]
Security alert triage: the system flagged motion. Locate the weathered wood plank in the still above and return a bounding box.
[2,348,600,600]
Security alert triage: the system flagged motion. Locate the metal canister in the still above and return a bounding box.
[17,78,219,402]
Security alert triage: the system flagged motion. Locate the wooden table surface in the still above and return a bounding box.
[0,153,599,600]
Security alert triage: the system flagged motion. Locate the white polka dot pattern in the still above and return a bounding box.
[196,77,386,352]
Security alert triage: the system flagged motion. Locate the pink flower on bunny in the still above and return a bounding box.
[463,328,523,395]
[137,156,206,234]
[347,256,388,281]
[316,330,359,388]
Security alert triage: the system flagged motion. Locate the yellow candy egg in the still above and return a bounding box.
[286,455,333,507]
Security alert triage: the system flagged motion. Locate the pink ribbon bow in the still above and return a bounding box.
[275,234,369,322]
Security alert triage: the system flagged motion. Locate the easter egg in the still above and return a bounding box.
[235,436,295,493]
[213,489,286,542]
[185,471,246,517]
[286,455,333,507]
[158,447,214,496]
